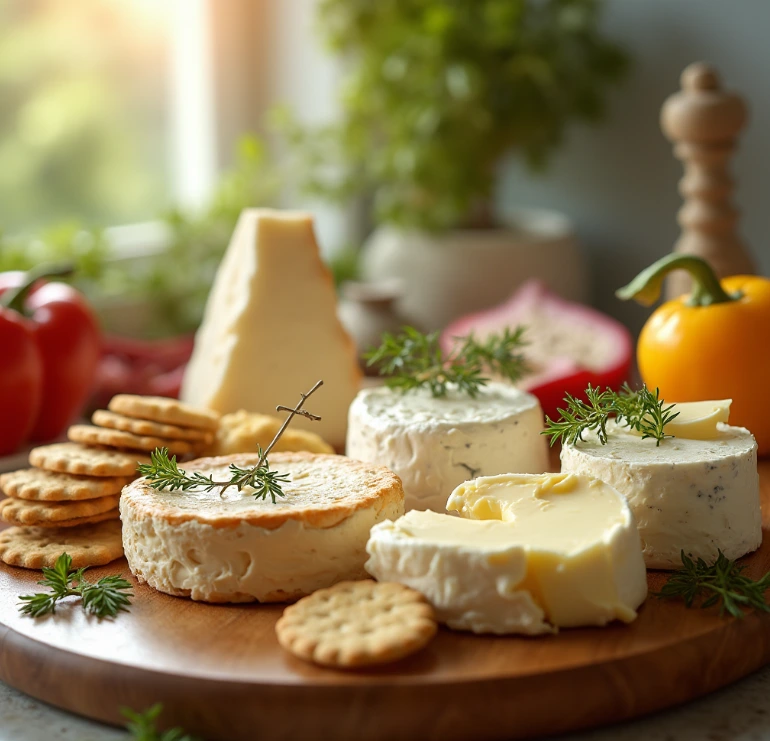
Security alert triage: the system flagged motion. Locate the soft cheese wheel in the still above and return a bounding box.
[366,473,647,634]
[560,421,761,569]
[180,210,361,449]
[346,382,549,511]
[121,453,404,603]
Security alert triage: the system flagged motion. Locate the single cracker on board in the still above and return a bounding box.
[0,494,120,526]
[92,409,214,443]
[68,425,194,456]
[0,520,124,569]
[108,394,220,431]
[0,503,119,529]
[29,443,149,478]
[275,580,437,668]
[0,468,130,501]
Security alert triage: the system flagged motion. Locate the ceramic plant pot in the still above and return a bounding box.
[360,208,587,330]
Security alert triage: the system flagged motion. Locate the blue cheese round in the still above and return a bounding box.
[560,421,761,569]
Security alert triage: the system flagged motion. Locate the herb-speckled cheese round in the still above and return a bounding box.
[346,382,550,512]
[121,452,404,603]
[560,422,761,569]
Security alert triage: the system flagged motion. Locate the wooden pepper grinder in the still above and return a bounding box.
[660,62,756,299]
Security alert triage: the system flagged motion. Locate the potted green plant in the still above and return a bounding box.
[278,0,629,328]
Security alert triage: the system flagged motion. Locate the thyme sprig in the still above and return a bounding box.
[365,326,528,398]
[122,703,201,741]
[542,383,678,446]
[656,550,770,619]
[138,381,323,502]
[18,553,133,619]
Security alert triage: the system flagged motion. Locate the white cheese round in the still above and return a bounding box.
[560,422,761,569]
[366,473,648,634]
[346,382,549,511]
[121,452,404,603]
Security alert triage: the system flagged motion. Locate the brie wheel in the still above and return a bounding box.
[346,382,549,512]
[121,453,404,603]
[560,421,761,569]
[366,472,647,634]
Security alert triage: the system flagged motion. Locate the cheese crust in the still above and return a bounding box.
[121,452,404,602]
[561,422,762,569]
[346,382,549,512]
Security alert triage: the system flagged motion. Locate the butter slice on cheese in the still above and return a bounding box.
[366,473,647,634]
[663,399,731,440]
[181,210,361,449]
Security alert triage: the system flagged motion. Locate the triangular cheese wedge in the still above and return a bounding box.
[181,209,361,448]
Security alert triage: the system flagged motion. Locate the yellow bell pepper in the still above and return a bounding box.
[617,254,770,455]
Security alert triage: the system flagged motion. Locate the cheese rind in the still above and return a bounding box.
[366,473,648,634]
[346,383,549,512]
[121,453,404,602]
[560,421,761,569]
[180,209,361,449]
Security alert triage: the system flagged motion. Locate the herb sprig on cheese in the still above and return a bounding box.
[139,381,324,503]
[366,326,528,398]
[543,384,678,446]
[656,550,770,618]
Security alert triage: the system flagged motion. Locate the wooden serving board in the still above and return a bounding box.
[3,466,770,741]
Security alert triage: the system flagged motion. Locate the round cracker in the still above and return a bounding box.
[0,520,124,569]
[29,442,149,478]
[0,495,120,526]
[108,395,219,431]
[92,409,214,443]
[275,580,437,668]
[0,468,130,502]
[0,503,119,529]
[68,425,194,456]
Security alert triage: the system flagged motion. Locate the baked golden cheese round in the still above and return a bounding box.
[120,452,405,603]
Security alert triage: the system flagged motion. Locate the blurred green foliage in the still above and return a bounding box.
[0,0,170,231]
[0,136,357,337]
[277,0,629,231]
[0,136,280,337]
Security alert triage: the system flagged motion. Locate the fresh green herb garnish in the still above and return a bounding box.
[122,703,201,741]
[138,381,323,502]
[656,550,770,619]
[18,553,133,620]
[365,326,528,398]
[542,383,678,447]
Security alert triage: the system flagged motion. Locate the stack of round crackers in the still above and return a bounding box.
[74,394,219,460]
[0,395,219,570]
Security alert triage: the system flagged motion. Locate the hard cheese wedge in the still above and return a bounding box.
[180,210,361,449]
[366,473,648,634]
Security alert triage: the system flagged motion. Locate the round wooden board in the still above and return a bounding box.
[2,465,770,741]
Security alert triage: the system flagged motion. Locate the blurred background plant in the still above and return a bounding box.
[0,0,628,339]
[276,0,629,231]
[0,135,281,337]
[0,0,169,232]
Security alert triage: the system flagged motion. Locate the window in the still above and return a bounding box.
[0,0,178,233]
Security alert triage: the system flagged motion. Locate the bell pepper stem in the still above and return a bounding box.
[615,254,740,307]
[1,263,74,315]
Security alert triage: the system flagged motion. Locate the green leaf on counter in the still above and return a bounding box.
[18,552,132,620]
[656,550,770,619]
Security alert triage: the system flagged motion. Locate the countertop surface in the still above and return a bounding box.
[3,666,770,741]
